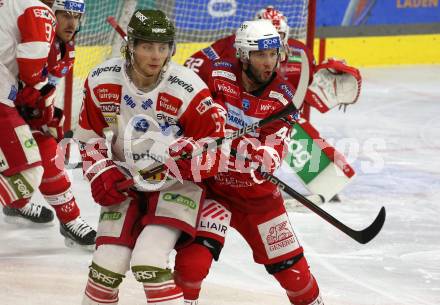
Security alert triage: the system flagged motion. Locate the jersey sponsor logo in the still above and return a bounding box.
[213,61,232,68]
[269,90,289,106]
[156,113,178,125]
[214,79,240,99]
[100,211,122,221]
[142,98,153,110]
[212,70,236,81]
[91,65,122,78]
[123,94,136,108]
[163,193,197,209]
[9,174,34,198]
[198,200,231,237]
[242,99,250,111]
[258,214,300,259]
[279,84,295,101]
[132,117,150,132]
[157,92,182,116]
[158,121,183,137]
[196,96,215,115]
[33,8,56,22]
[256,100,276,114]
[225,103,260,135]
[167,75,194,93]
[0,148,9,171]
[93,84,122,103]
[202,46,220,61]
[258,37,281,50]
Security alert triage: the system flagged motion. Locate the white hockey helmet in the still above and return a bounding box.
[52,0,85,15]
[234,20,282,62]
[255,6,289,44]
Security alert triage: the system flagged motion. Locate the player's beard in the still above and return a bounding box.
[247,64,275,86]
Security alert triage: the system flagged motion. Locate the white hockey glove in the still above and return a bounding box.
[306,58,361,113]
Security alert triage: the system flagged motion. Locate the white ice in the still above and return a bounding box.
[1,66,440,305]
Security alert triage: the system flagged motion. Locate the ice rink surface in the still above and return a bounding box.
[1,65,439,305]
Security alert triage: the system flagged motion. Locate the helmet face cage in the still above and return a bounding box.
[53,0,85,15]
[234,20,282,62]
[255,6,289,45]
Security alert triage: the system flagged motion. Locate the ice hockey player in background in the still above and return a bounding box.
[2,0,97,250]
[186,5,362,204]
[174,20,324,305]
[75,9,225,305]
[185,5,361,114]
[0,1,55,225]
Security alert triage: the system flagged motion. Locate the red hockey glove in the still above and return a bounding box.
[16,84,57,129]
[168,137,218,182]
[248,145,281,184]
[89,163,128,206]
[47,107,65,142]
[80,141,128,206]
[15,83,56,109]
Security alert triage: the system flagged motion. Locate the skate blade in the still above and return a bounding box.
[64,238,96,252]
[2,216,55,227]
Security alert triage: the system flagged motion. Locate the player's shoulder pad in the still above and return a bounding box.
[265,76,297,107]
[88,57,124,81]
[164,62,209,98]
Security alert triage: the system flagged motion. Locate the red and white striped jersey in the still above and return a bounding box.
[0,0,56,106]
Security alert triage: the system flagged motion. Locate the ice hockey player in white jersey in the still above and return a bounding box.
[75,9,225,305]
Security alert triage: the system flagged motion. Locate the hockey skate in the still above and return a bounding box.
[59,216,97,251]
[2,202,55,225]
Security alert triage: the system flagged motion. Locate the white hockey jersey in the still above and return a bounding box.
[75,58,225,190]
[0,0,56,107]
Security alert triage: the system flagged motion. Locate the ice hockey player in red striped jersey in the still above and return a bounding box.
[1,0,96,250]
[0,0,56,222]
[185,5,361,114]
[175,20,324,305]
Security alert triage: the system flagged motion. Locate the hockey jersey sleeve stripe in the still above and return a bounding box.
[17,41,52,60]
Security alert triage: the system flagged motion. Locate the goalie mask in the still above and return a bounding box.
[255,6,289,44]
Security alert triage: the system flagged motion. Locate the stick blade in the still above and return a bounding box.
[355,206,386,244]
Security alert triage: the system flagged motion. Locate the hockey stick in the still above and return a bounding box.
[115,49,310,190]
[106,16,128,41]
[230,148,386,244]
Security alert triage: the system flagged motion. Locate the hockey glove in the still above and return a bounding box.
[249,145,281,184]
[47,107,65,142]
[168,137,218,182]
[80,141,128,206]
[16,83,57,129]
